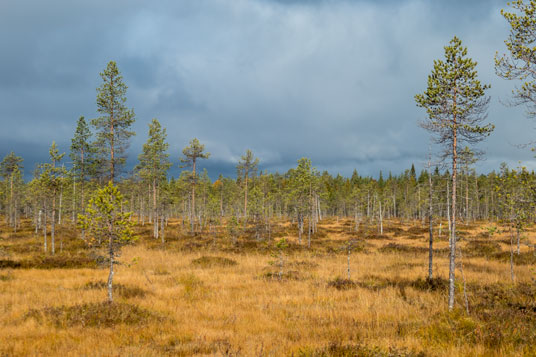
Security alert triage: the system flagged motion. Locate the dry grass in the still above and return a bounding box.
[0,218,535,356]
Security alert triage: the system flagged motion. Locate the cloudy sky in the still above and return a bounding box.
[0,0,533,179]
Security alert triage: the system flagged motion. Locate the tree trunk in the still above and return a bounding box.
[244,173,248,228]
[191,159,196,234]
[448,98,458,311]
[10,175,14,228]
[347,247,351,280]
[72,177,76,222]
[109,82,115,183]
[51,188,56,255]
[108,233,114,303]
[510,226,515,282]
[153,179,158,239]
[516,227,520,255]
[160,214,165,245]
[59,184,63,226]
[379,200,383,235]
[447,180,451,233]
[428,169,434,280]
[43,203,47,253]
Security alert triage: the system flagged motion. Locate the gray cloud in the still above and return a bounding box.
[0,0,533,179]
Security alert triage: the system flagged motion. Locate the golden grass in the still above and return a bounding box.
[0,218,535,356]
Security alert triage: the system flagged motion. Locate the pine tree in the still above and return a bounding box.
[496,0,536,118]
[92,61,135,182]
[136,119,171,241]
[39,142,67,255]
[289,158,314,246]
[180,138,210,234]
[78,182,135,302]
[0,152,23,229]
[236,149,259,226]
[70,116,93,221]
[415,36,493,310]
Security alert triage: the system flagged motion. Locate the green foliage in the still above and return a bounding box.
[485,225,498,237]
[496,0,536,117]
[236,149,259,182]
[180,138,210,169]
[496,164,535,230]
[91,61,135,181]
[415,36,493,154]
[136,118,171,183]
[275,237,288,251]
[38,142,67,196]
[0,152,23,179]
[77,181,135,249]
[70,116,95,180]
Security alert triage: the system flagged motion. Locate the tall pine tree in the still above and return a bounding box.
[70,116,93,220]
[92,61,135,183]
[415,36,493,310]
[180,138,210,234]
[136,119,171,240]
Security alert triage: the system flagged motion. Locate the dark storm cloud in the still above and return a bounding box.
[0,0,533,179]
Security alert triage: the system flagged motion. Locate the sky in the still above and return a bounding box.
[0,0,533,179]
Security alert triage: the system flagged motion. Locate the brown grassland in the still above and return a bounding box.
[1,217,536,356]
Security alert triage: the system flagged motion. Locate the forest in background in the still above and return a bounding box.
[3,1,536,356]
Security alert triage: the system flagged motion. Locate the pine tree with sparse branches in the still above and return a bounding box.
[136,119,171,241]
[415,36,494,311]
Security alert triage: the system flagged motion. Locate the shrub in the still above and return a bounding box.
[296,342,425,356]
[83,281,147,299]
[327,278,357,290]
[191,256,238,268]
[0,260,21,269]
[464,240,502,257]
[262,270,302,281]
[26,302,158,327]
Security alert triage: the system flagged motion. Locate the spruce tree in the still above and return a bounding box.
[415,36,493,310]
[92,61,135,182]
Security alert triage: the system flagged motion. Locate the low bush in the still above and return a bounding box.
[296,342,425,357]
[262,270,302,281]
[327,278,357,290]
[83,281,147,299]
[191,256,238,268]
[464,240,502,258]
[26,302,158,327]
